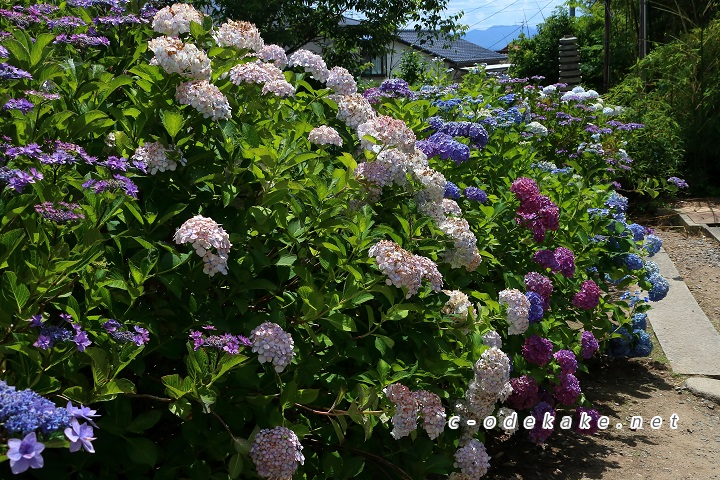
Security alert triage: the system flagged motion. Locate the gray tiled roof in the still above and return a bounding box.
[396,30,508,66]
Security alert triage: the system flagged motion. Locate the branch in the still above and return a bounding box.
[294,403,384,417]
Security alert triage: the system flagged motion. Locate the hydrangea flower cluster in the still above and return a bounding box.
[464,186,487,203]
[510,177,559,242]
[132,141,185,174]
[646,273,670,301]
[249,322,294,372]
[250,426,304,480]
[453,439,491,479]
[574,406,601,435]
[173,215,231,276]
[554,373,581,404]
[326,66,357,96]
[147,36,211,80]
[189,326,251,355]
[287,49,328,82]
[528,401,556,443]
[524,272,553,309]
[175,80,232,121]
[378,78,416,99]
[525,291,544,323]
[368,240,443,297]
[357,115,416,153]
[53,33,110,47]
[438,216,483,271]
[498,288,530,335]
[383,383,419,439]
[256,44,288,68]
[607,326,633,357]
[30,313,91,352]
[442,289,475,319]
[667,176,688,188]
[34,202,85,223]
[426,117,489,149]
[643,234,662,256]
[623,253,644,270]
[151,3,203,36]
[0,63,33,80]
[532,247,575,277]
[228,61,284,86]
[308,126,343,147]
[102,319,150,346]
[474,347,512,394]
[0,380,71,436]
[416,132,471,164]
[335,93,376,129]
[82,174,139,198]
[525,121,548,137]
[580,331,599,359]
[383,384,446,440]
[212,20,264,51]
[3,98,34,114]
[522,335,553,366]
[482,330,502,349]
[572,280,601,310]
[506,375,539,410]
[0,166,43,193]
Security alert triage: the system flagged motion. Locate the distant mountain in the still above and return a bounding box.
[463,25,538,50]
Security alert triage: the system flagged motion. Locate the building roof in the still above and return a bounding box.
[396,30,508,66]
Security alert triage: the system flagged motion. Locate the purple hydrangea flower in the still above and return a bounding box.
[528,401,555,444]
[553,349,577,374]
[573,280,601,310]
[574,407,601,435]
[464,187,487,203]
[0,62,33,80]
[522,335,553,366]
[65,419,96,453]
[580,331,599,359]
[554,247,575,277]
[35,202,85,223]
[524,272,553,309]
[667,176,688,188]
[66,402,100,428]
[3,98,34,114]
[378,78,415,99]
[7,432,45,474]
[532,249,559,272]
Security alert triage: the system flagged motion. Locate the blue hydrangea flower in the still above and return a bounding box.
[628,329,653,357]
[647,273,670,301]
[624,254,644,270]
[644,260,660,277]
[444,181,461,199]
[607,327,632,357]
[631,312,647,331]
[643,234,662,256]
[605,191,628,212]
[626,223,645,241]
[526,292,544,323]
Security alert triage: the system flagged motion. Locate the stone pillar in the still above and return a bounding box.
[558,36,581,90]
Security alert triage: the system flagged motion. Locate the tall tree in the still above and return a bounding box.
[200,0,464,74]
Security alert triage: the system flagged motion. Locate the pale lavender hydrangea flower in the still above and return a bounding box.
[287,49,328,82]
[250,426,304,480]
[453,439,490,478]
[174,215,231,276]
[250,322,294,372]
[65,419,96,453]
[498,289,530,335]
[326,66,357,95]
[308,126,343,147]
[368,240,443,298]
[7,432,45,474]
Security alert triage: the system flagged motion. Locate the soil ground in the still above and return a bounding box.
[483,224,720,479]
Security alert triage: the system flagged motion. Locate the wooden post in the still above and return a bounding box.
[558,36,581,90]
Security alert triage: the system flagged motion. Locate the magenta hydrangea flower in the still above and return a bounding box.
[580,331,600,359]
[522,335,553,366]
[506,375,539,410]
[573,280,601,310]
[554,247,575,277]
[510,177,540,203]
[532,249,559,272]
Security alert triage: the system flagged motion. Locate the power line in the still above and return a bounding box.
[486,0,556,49]
[466,0,525,29]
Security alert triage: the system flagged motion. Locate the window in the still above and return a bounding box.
[363,55,387,76]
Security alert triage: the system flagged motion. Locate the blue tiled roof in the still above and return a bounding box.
[396,30,508,66]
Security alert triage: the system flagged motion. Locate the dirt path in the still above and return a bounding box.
[482,226,720,479]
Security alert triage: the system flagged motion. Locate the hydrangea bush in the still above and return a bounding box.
[0,1,678,478]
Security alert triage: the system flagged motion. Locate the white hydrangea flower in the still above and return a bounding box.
[213,20,264,51]
[326,66,357,95]
[308,126,343,147]
[256,44,288,69]
[132,141,185,175]
[454,439,491,479]
[383,383,419,439]
[152,3,203,36]
[174,215,232,276]
[148,36,211,80]
[336,93,376,129]
[287,49,329,82]
[498,288,530,335]
[368,240,443,297]
[175,80,231,121]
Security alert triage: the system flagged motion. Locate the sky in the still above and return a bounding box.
[444,0,569,30]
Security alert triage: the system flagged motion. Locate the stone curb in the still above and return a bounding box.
[685,377,720,405]
[659,207,720,244]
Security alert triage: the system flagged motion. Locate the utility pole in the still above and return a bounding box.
[638,0,648,59]
[603,0,611,92]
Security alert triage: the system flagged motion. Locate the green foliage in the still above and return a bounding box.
[396,50,430,85]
